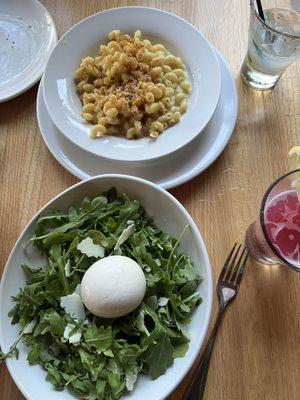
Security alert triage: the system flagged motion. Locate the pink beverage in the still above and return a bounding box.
[246,169,300,270]
[264,190,300,266]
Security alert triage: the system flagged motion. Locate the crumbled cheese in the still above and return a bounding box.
[60,291,85,321]
[125,372,137,391]
[41,326,51,335]
[64,259,71,277]
[63,323,82,346]
[77,237,105,258]
[136,311,145,332]
[114,224,135,250]
[158,297,169,307]
[113,247,122,255]
[104,349,114,357]
[74,284,81,296]
[23,319,37,334]
[136,311,150,336]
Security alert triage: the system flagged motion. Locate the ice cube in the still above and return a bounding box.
[265,8,300,36]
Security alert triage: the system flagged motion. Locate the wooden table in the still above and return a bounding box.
[1,1,299,399]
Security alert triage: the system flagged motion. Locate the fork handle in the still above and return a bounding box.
[184,306,226,400]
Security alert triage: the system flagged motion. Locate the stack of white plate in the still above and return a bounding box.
[39,7,238,189]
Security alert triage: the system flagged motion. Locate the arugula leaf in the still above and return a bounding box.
[0,332,23,364]
[78,349,95,370]
[46,364,65,390]
[27,342,40,364]
[147,331,174,379]
[96,380,106,400]
[173,341,189,358]
[49,311,66,336]
[84,326,113,353]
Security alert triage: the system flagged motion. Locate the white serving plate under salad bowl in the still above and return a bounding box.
[42,7,221,163]
[0,174,213,400]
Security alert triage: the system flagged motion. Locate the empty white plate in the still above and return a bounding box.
[42,7,221,162]
[37,49,237,190]
[0,0,57,102]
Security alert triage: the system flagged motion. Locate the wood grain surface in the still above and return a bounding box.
[1,1,300,399]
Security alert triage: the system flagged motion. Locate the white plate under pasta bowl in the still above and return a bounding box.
[0,174,213,400]
[42,7,221,163]
[37,48,237,188]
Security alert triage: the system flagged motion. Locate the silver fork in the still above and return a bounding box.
[183,244,249,400]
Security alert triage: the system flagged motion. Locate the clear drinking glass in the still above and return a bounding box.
[241,1,300,90]
[246,169,300,272]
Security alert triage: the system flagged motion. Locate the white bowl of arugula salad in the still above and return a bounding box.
[0,174,213,400]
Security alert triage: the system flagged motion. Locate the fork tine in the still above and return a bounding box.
[234,249,250,285]
[223,244,241,281]
[229,247,247,283]
[218,243,238,282]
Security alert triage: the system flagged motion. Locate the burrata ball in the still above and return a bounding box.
[81,255,146,318]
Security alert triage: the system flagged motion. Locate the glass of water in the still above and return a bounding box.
[241,1,300,90]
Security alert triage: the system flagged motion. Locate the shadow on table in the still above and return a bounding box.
[0,83,39,124]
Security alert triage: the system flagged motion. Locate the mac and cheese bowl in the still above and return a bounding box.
[43,7,221,162]
[76,30,191,141]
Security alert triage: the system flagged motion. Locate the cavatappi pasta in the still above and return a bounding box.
[75,30,191,140]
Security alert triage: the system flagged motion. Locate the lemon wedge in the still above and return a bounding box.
[289,146,300,169]
[289,146,300,199]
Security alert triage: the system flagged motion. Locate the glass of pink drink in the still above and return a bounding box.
[246,169,300,271]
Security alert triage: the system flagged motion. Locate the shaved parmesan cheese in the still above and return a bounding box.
[23,319,37,334]
[74,284,81,296]
[77,237,104,258]
[158,297,169,307]
[41,326,51,335]
[114,224,135,250]
[60,291,85,321]
[65,259,71,277]
[113,247,122,255]
[125,372,137,391]
[145,266,151,272]
[136,311,145,331]
[104,349,114,357]
[136,311,150,336]
[63,323,82,346]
